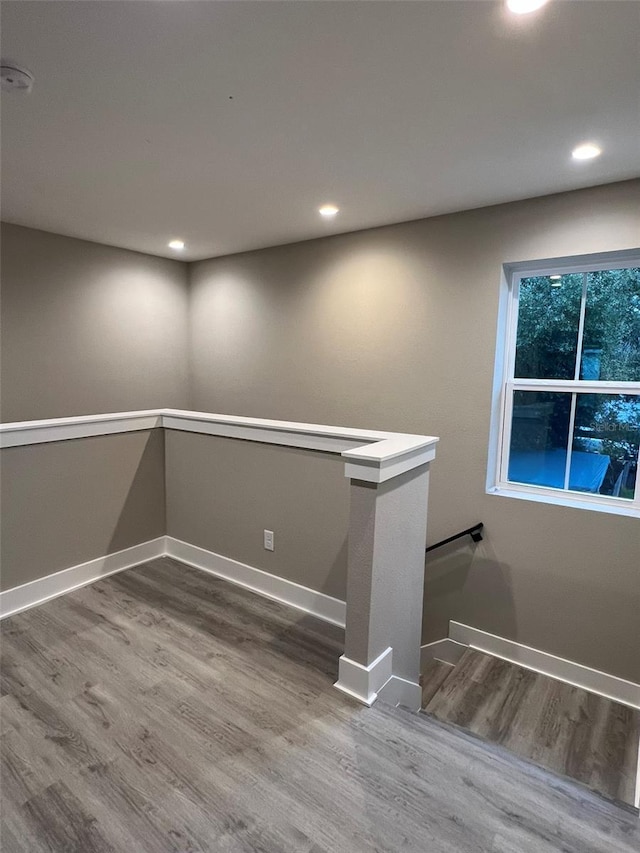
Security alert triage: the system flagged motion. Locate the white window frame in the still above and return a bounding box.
[487,248,640,518]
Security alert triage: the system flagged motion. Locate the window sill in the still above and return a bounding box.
[487,484,640,518]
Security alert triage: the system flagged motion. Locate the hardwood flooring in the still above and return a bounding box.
[1,557,639,852]
[422,648,640,809]
[420,658,456,707]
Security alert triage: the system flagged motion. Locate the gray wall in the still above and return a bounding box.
[165,430,349,601]
[0,430,165,590]
[2,184,639,682]
[0,223,190,421]
[187,180,640,683]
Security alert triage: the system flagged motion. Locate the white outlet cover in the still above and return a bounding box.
[263,530,274,551]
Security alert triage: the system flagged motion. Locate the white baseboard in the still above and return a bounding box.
[636,743,640,810]
[449,621,640,711]
[8,539,635,715]
[334,647,393,706]
[420,637,467,669]
[0,537,166,620]
[1,535,347,630]
[165,536,346,628]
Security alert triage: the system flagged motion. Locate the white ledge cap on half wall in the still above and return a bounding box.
[0,408,438,484]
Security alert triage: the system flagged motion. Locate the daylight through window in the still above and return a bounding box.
[490,255,640,515]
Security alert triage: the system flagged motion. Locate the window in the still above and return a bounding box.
[488,250,640,517]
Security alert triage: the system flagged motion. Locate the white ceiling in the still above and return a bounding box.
[2,1,639,261]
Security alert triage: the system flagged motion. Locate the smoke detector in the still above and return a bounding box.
[1,61,34,93]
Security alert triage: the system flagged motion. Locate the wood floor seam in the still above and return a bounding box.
[2,557,638,852]
[422,647,640,809]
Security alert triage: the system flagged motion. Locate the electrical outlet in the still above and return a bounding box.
[263,529,274,551]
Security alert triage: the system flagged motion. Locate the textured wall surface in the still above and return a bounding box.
[188,180,640,682]
[164,430,349,601]
[0,430,165,590]
[2,182,639,682]
[0,223,190,421]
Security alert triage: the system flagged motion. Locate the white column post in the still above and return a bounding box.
[335,437,437,710]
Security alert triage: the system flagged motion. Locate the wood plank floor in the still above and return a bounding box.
[423,648,640,809]
[420,658,456,707]
[1,557,639,852]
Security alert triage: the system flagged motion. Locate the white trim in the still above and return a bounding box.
[4,534,637,717]
[1,534,346,628]
[488,484,640,518]
[573,272,589,383]
[0,410,163,448]
[0,408,438,484]
[343,445,436,483]
[161,413,366,455]
[488,250,640,517]
[503,248,640,279]
[486,265,512,494]
[0,537,166,619]
[420,638,467,669]
[162,408,390,445]
[635,739,640,810]
[562,391,579,491]
[165,536,346,628]
[449,621,640,710]
[508,379,640,394]
[334,647,393,706]
[165,410,438,483]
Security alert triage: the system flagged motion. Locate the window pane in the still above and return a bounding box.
[508,391,572,488]
[571,394,639,499]
[579,268,640,382]
[514,274,583,379]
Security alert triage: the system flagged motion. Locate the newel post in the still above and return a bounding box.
[334,436,438,710]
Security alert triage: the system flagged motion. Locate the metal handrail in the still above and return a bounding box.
[426,523,484,553]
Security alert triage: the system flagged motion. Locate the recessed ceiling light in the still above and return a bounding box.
[168,239,185,251]
[571,143,602,161]
[506,0,549,14]
[550,275,561,280]
[319,204,339,218]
